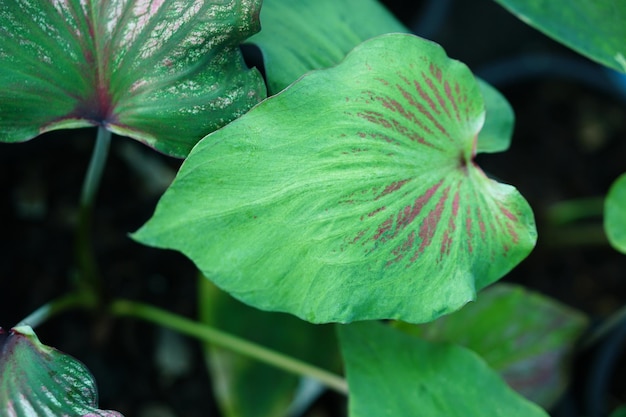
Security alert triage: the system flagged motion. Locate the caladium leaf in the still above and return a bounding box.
[248,0,513,152]
[134,33,536,324]
[493,0,626,74]
[0,326,123,417]
[0,0,266,157]
[394,283,588,408]
[337,321,549,417]
[199,279,340,417]
[605,173,626,253]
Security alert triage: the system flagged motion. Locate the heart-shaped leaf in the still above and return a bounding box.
[493,0,626,73]
[337,321,549,417]
[248,0,514,153]
[134,33,536,324]
[605,173,626,253]
[199,279,341,417]
[0,0,266,157]
[394,283,588,408]
[0,326,123,417]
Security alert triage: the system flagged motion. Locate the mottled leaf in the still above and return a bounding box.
[199,278,340,417]
[605,173,626,253]
[0,0,266,157]
[337,321,549,417]
[394,283,588,408]
[0,326,122,417]
[134,33,536,324]
[249,0,513,153]
[493,0,626,73]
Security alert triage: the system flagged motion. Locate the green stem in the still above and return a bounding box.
[545,197,604,227]
[15,293,95,329]
[110,299,349,395]
[75,127,112,299]
[580,304,626,351]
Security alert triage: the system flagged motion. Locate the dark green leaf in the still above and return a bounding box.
[135,34,536,324]
[0,0,266,157]
[337,321,549,417]
[605,173,626,253]
[394,283,588,408]
[199,278,340,417]
[493,0,626,73]
[0,326,122,417]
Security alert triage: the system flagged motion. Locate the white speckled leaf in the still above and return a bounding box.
[0,326,123,417]
[0,0,266,157]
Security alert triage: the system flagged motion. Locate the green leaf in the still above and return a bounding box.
[493,0,626,73]
[605,173,626,253]
[394,283,588,408]
[248,0,408,95]
[199,278,340,417]
[0,0,266,157]
[249,0,514,154]
[0,326,123,417]
[476,79,514,153]
[134,33,536,324]
[337,321,549,417]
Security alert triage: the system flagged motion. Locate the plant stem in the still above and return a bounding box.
[81,127,112,208]
[75,127,112,299]
[580,303,626,351]
[110,299,349,395]
[15,293,95,329]
[545,197,604,226]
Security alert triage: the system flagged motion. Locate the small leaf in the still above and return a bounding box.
[135,33,536,324]
[394,283,588,408]
[0,0,266,157]
[493,0,626,73]
[199,278,340,417]
[248,0,408,95]
[0,326,122,417]
[605,173,626,253]
[337,321,549,417]
[476,79,514,153]
[249,0,514,154]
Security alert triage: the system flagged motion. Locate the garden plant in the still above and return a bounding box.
[1,0,625,416]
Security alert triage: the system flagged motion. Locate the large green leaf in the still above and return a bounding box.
[199,278,340,417]
[493,0,626,73]
[0,0,266,157]
[337,321,549,417]
[134,33,536,324]
[249,0,514,153]
[394,283,588,408]
[605,173,626,253]
[0,326,122,416]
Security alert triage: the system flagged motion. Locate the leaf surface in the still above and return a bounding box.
[394,283,588,408]
[0,326,123,417]
[199,278,340,417]
[337,321,549,417]
[605,173,626,253]
[249,0,513,153]
[493,0,626,73]
[135,33,536,324]
[0,0,266,157]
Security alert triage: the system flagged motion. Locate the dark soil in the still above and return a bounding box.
[2,0,626,416]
